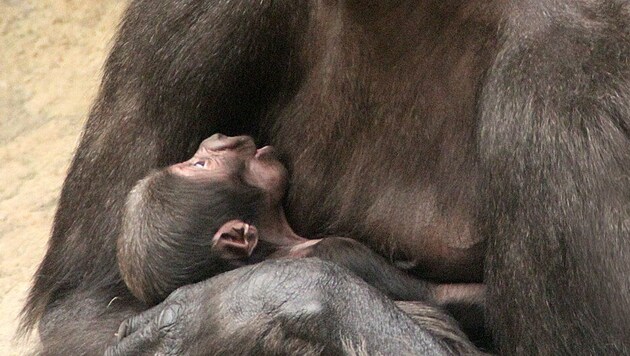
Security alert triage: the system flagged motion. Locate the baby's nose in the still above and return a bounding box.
[201,134,253,151]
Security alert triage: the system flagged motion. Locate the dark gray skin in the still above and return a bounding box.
[109,259,460,356]
[20,1,630,355]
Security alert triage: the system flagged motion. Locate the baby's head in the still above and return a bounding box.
[119,134,288,304]
[170,133,288,205]
[165,133,289,257]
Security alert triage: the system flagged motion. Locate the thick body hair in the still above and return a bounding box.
[480,2,630,353]
[21,0,630,354]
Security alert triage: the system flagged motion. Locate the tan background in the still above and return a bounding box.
[0,1,128,354]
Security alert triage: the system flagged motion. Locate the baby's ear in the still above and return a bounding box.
[211,220,259,259]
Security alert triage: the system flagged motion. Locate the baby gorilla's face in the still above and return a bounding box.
[170,133,288,205]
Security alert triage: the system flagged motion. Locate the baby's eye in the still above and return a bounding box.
[192,160,206,168]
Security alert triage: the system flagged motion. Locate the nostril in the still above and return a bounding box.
[216,138,241,151]
[201,134,253,152]
[201,133,234,151]
[209,133,226,141]
[216,136,251,151]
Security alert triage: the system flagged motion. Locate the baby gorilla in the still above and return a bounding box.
[118,134,480,312]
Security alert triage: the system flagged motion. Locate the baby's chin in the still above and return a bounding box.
[257,166,288,206]
[265,173,289,205]
[246,154,289,193]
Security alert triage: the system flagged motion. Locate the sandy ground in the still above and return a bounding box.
[0,1,128,353]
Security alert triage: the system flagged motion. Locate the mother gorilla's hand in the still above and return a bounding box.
[105,258,450,355]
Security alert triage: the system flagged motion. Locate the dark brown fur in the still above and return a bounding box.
[21,0,630,354]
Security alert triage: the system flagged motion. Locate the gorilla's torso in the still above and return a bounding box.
[268,2,502,282]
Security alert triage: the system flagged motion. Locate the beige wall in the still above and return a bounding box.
[0,1,127,353]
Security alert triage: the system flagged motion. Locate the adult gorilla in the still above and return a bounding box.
[21,0,630,355]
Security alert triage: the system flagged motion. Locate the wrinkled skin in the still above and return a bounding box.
[106,259,451,356]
